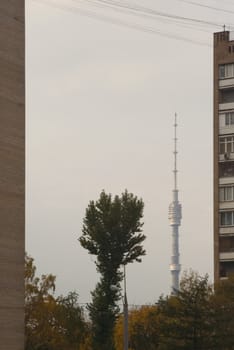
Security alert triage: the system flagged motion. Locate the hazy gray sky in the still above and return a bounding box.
[26,0,234,305]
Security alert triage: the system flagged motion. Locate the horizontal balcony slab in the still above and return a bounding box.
[220,277,228,280]
[219,126,234,135]
[219,227,234,235]
[219,102,234,111]
[219,177,234,185]
[219,202,234,210]
[220,252,234,260]
[219,78,234,88]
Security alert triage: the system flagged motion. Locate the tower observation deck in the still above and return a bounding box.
[168,113,182,293]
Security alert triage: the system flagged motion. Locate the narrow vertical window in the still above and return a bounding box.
[227,212,233,225]
[226,137,232,153]
[219,65,225,78]
[219,137,226,154]
[225,113,230,125]
[226,186,233,201]
[220,187,224,201]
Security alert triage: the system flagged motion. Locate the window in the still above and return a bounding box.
[219,88,234,103]
[220,211,234,226]
[219,236,234,252]
[219,65,225,78]
[219,136,234,154]
[219,186,234,201]
[220,261,234,278]
[219,63,234,79]
[225,112,234,125]
[219,162,234,177]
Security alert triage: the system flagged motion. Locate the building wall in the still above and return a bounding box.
[0,1,25,349]
[214,31,234,282]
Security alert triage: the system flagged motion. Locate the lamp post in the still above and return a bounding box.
[123,264,128,350]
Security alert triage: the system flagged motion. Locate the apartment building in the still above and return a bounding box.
[214,31,234,282]
[0,1,25,348]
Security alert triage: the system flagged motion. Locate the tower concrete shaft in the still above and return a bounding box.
[168,114,182,293]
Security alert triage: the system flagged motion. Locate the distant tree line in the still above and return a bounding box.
[25,255,234,350]
[25,190,234,350]
[115,271,234,350]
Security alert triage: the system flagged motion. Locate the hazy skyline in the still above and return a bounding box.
[26,0,234,305]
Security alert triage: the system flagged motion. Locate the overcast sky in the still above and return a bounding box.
[26,0,234,305]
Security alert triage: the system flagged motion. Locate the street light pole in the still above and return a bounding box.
[123,265,128,350]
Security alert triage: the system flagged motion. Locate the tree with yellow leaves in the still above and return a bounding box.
[25,254,89,350]
[114,305,159,350]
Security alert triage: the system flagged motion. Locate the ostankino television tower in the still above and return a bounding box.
[168,113,182,293]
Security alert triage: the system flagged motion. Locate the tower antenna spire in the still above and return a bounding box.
[168,113,182,294]
[174,112,178,191]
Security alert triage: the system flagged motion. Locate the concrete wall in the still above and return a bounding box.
[0,1,25,348]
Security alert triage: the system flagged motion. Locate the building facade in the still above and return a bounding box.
[214,31,234,282]
[0,1,25,348]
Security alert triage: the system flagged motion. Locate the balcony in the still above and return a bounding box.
[219,102,234,111]
[219,227,234,235]
[219,125,234,135]
[219,78,234,89]
[219,176,234,185]
[220,252,234,260]
[219,110,234,134]
[219,152,234,161]
[219,161,234,178]
[219,201,234,210]
[220,260,234,277]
